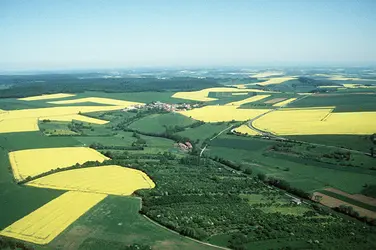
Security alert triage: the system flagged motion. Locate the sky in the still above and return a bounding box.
[1,0,376,71]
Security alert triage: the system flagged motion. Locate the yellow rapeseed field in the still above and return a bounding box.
[172,87,274,102]
[253,108,376,135]
[27,165,155,196]
[9,147,109,181]
[179,105,270,122]
[48,97,143,106]
[257,77,296,86]
[233,125,260,135]
[0,118,39,134]
[272,98,297,107]
[18,93,76,101]
[0,191,106,244]
[226,95,270,106]
[0,106,124,133]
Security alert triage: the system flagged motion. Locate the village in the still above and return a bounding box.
[124,101,200,113]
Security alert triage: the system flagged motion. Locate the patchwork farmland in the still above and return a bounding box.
[1,69,376,250]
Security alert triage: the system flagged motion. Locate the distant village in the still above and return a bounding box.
[124,101,200,112]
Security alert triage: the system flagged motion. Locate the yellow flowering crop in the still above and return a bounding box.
[233,125,260,135]
[0,118,39,134]
[48,97,143,106]
[18,93,76,101]
[172,87,274,102]
[27,165,155,196]
[257,77,296,86]
[272,98,297,107]
[9,147,109,181]
[179,105,269,122]
[0,106,124,133]
[0,191,106,244]
[253,108,376,135]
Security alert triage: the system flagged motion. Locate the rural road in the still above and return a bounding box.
[200,125,234,157]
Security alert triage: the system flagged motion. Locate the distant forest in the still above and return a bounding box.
[0,74,221,98]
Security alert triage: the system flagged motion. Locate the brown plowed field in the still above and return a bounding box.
[324,188,376,206]
[312,192,376,218]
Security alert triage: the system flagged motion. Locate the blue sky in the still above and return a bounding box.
[1,0,376,70]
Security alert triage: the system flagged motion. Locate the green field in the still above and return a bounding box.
[207,135,376,194]
[0,131,79,151]
[129,113,197,134]
[286,134,374,153]
[52,196,214,250]
[176,123,229,145]
[289,93,376,112]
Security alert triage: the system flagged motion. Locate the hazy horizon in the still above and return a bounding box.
[1,0,376,71]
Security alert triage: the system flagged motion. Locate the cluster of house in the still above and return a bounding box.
[177,141,193,151]
[124,101,199,112]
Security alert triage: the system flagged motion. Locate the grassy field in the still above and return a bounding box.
[129,113,197,134]
[0,131,79,151]
[52,196,215,250]
[176,123,229,144]
[285,134,374,152]
[207,134,376,194]
[289,93,376,112]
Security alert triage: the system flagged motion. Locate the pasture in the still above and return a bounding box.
[18,93,76,101]
[207,134,376,194]
[172,87,273,102]
[176,123,229,143]
[129,112,196,134]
